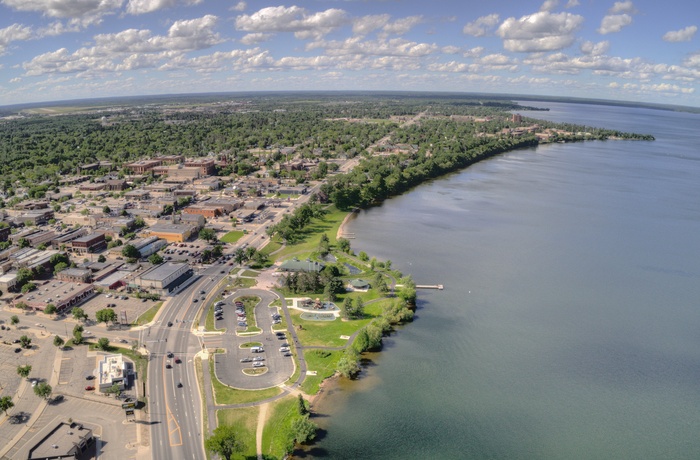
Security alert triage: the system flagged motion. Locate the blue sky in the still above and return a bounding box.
[0,0,698,106]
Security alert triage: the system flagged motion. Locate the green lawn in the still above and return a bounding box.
[261,396,298,459]
[209,354,282,405]
[216,407,259,459]
[301,349,342,395]
[241,341,263,348]
[133,301,163,325]
[221,230,245,243]
[271,207,348,262]
[240,270,259,278]
[289,309,369,347]
[234,295,260,331]
[205,303,226,332]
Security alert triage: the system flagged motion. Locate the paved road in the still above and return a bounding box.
[147,268,224,460]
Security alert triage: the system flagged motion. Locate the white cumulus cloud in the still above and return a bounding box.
[540,0,558,12]
[463,14,500,37]
[662,26,697,42]
[240,33,272,45]
[580,40,610,56]
[598,14,633,34]
[235,6,348,40]
[497,11,584,52]
[609,1,638,14]
[0,0,123,20]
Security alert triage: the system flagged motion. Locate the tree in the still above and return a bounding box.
[337,237,351,253]
[73,324,84,334]
[19,335,32,349]
[199,227,217,242]
[96,337,110,350]
[73,330,84,345]
[34,382,52,400]
[16,364,32,379]
[0,396,14,416]
[21,282,37,294]
[44,304,57,315]
[53,335,65,349]
[10,315,19,326]
[121,244,140,259]
[104,383,121,396]
[148,253,163,265]
[205,425,244,460]
[97,254,106,263]
[95,308,117,324]
[297,393,308,416]
[72,307,88,322]
[292,415,318,444]
[102,205,111,214]
[337,349,361,379]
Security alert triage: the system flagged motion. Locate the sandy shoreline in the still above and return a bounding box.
[335,209,358,240]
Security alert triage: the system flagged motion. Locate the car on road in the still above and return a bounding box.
[85,386,95,391]
[220,270,225,274]
[240,357,253,363]
[177,382,183,388]
[193,298,198,303]
[120,339,128,343]
[167,351,174,358]
[200,290,206,295]
[166,362,172,369]
[167,321,173,327]
[175,357,181,364]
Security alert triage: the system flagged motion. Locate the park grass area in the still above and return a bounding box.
[259,239,282,256]
[240,269,259,278]
[301,349,342,395]
[194,356,209,443]
[205,303,226,332]
[289,309,369,347]
[220,230,245,243]
[209,353,282,405]
[261,396,298,459]
[271,207,348,262]
[241,341,263,348]
[216,407,259,459]
[231,277,257,289]
[133,301,163,325]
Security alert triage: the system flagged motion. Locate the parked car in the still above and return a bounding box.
[85,386,95,391]
[85,375,94,380]
[237,322,247,327]
[253,356,265,362]
[253,362,265,368]
[240,357,253,363]
[279,347,290,353]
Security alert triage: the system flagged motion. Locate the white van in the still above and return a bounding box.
[251,346,264,353]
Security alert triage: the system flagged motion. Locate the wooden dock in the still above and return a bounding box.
[416,284,444,290]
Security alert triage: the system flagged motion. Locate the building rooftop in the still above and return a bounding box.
[98,354,128,387]
[28,422,93,460]
[139,262,189,282]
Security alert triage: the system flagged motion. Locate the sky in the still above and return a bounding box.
[0,0,698,107]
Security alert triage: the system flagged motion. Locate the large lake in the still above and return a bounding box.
[307,102,700,459]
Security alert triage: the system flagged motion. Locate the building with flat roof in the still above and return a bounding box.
[98,353,132,391]
[146,222,198,243]
[132,262,193,295]
[279,258,325,273]
[26,421,94,460]
[14,279,95,312]
[70,233,106,254]
[131,236,167,258]
[126,159,161,174]
[56,268,92,283]
[184,157,216,176]
[11,248,60,273]
[0,272,19,292]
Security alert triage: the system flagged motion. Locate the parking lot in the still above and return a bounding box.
[206,288,295,390]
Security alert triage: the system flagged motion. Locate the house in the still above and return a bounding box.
[105,179,127,191]
[56,267,92,283]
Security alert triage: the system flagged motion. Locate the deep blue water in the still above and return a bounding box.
[309,102,700,459]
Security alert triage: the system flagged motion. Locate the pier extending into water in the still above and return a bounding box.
[416,284,444,290]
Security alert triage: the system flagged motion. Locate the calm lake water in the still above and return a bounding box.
[306,102,700,459]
